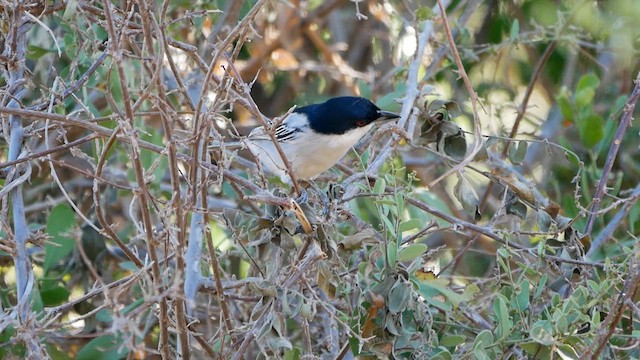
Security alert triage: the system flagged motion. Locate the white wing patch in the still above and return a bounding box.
[248,112,308,143]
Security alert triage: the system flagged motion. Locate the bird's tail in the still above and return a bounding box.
[207,140,245,150]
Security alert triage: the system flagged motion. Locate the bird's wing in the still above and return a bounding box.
[247,125,270,141]
[248,122,301,143]
[274,123,300,142]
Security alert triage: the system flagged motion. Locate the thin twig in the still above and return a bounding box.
[587,183,640,258]
[426,0,484,189]
[479,41,557,211]
[101,0,170,356]
[583,257,640,359]
[584,72,640,236]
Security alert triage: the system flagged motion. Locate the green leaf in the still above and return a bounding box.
[575,74,599,109]
[349,336,360,356]
[373,178,386,195]
[556,344,580,360]
[430,348,452,360]
[509,140,528,165]
[473,347,491,360]
[0,326,25,358]
[510,19,520,41]
[76,335,128,360]
[108,67,123,103]
[454,174,481,220]
[387,240,398,266]
[530,320,555,346]
[494,294,511,339]
[47,343,71,360]
[473,332,494,360]
[27,45,55,60]
[440,335,465,347]
[577,114,604,147]
[443,133,467,161]
[630,202,640,234]
[474,329,494,349]
[520,342,552,358]
[506,198,527,219]
[40,286,70,306]
[96,309,112,323]
[360,147,371,166]
[399,218,421,233]
[63,33,77,59]
[398,243,428,262]
[388,279,411,314]
[536,210,552,232]
[576,73,600,94]
[121,298,145,315]
[415,277,477,310]
[554,312,568,335]
[557,88,573,122]
[514,279,530,311]
[284,347,302,360]
[63,0,79,19]
[381,214,397,239]
[44,204,76,272]
[375,83,405,112]
[575,87,595,109]
[415,7,434,21]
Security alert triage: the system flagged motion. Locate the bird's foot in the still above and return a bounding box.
[294,188,309,205]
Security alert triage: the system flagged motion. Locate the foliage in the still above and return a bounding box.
[1,0,639,359]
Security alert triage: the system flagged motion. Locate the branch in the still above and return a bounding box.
[101,0,170,356]
[343,1,444,198]
[426,0,484,188]
[587,183,640,258]
[584,71,640,236]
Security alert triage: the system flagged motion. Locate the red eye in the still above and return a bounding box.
[355,120,367,127]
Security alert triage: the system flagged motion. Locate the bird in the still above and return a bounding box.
[240,96,400,182]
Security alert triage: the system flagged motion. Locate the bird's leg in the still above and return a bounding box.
[323,182,344,217]
[294,187,309,204]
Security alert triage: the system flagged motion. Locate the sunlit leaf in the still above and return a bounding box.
[510,19,519,41]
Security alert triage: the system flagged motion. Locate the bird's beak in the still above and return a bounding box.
[376,110,401,121]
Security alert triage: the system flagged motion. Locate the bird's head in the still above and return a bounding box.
[295,96,400,135]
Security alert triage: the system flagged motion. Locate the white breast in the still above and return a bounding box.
[246,123,373,181]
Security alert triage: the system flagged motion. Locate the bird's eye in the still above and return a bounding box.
[355,120,367,127]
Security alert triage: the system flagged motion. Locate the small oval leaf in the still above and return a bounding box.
[398,243,428,262]
[455,174,481,220]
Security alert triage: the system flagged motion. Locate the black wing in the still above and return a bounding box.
[274,124,301,142]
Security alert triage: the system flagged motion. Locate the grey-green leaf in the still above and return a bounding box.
[455,174,481,220]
